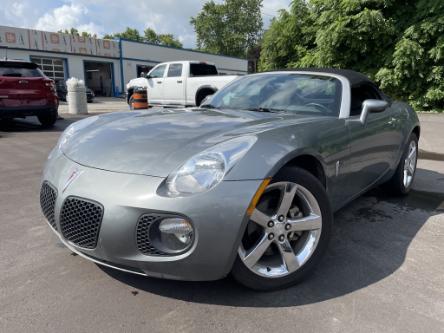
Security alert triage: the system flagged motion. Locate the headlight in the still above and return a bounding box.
[165,136,257,197]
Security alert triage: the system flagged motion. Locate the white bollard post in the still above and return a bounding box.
[66,78,88,115]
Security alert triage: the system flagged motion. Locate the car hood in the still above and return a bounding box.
[62,108,317,177]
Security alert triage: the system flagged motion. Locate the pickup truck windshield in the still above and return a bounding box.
[206,73,342,116]
[190,63,218,77]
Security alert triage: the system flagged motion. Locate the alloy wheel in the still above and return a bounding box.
[403,140,417,188]
[238,181,322,278]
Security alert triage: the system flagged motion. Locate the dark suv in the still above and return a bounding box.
[56,81,95,103]
[0,60,59,127]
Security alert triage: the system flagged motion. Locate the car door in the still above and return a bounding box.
[162,63,185,105]
[344,83,397,196]
[147,64,167,104]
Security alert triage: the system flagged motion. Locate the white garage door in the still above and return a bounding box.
[30,57,66,83]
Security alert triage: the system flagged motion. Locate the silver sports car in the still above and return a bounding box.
[40,69,420,290]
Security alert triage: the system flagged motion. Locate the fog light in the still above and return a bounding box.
[157,218,194,253]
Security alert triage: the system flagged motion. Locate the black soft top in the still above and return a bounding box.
[274,68,375,87]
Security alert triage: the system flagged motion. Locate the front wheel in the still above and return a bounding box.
[231,167,333,291]
[128,96,135,110]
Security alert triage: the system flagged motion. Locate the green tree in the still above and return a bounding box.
[143,28,159,44]
[144,28,183,48]
[376,0,444,110]
[104,27,142,41]
[259,0,444,110]
[58,28,94,38]
[191,0,263,57]
[157,34,182,48]
[259,0,316,71]
[103,27,182,48]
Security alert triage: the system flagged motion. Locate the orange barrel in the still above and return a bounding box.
[130,89,148,110]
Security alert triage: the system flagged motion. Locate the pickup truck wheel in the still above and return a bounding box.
[38,109,58,128]
[232,167,333,291]
[129,96,135,110]
[196,89,215,106]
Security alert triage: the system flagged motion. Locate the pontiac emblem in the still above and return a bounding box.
[62,168,83,193]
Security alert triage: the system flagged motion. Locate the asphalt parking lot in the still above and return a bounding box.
[1,111,444,332]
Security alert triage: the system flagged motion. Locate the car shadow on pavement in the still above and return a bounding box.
[0,115,91,134]
[100,174,444,307]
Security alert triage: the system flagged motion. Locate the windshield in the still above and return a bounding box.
[205,73,342,116]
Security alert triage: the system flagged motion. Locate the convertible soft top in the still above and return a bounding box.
[275,68,375,88]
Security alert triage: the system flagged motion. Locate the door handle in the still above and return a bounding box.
[177,80,183,84]
[156,81,162,84]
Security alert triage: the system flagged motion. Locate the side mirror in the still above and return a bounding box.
[360,99,388,124]
[145,74,152,79]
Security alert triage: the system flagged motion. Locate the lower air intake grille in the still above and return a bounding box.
[136,214,167,256]
[40,182,57,229]
[60,197,103,249]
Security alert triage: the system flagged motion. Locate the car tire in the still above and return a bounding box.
[385,133,418,195]
[231,167,333,291]
[38,109,58,128]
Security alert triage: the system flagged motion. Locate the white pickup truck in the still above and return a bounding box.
[126,61,239,107]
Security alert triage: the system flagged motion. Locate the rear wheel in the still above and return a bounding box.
[385,133,418,195]
[232,167,333,290]
[38,109,58,128]
[196,89,215,106]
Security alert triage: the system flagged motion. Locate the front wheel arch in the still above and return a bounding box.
[273,154,327,190]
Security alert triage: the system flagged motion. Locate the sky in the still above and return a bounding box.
[0,0,291,48]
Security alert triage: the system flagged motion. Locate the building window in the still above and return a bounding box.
[30,57,66,83]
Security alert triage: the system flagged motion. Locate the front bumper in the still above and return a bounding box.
[41,152,262,281]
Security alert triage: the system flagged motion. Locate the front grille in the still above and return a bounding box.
[60,197,103,249]
[136,214,167,256]
[40,182,57,229]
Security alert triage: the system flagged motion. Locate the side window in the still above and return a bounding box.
[149,65,166,79]
[190,63,218,77]
[350,84,382,116]
[167,64,183,77]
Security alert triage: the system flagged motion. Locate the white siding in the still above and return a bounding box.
[0,48,122,94]
[0,25,248,95]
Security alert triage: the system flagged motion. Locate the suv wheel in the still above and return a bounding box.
[38,109,58,128]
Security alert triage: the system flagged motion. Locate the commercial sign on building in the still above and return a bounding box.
[0,26,120,58]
